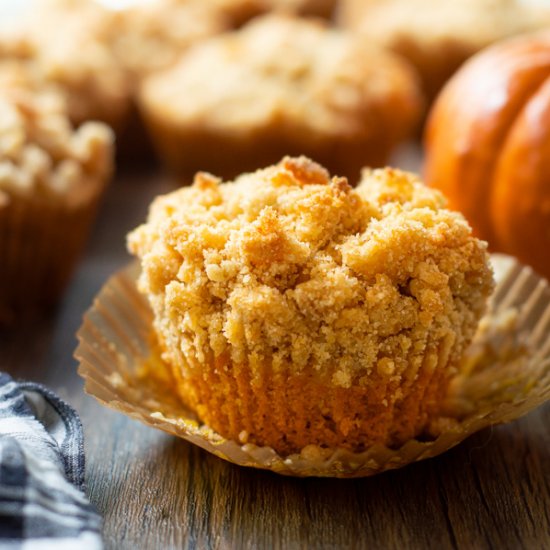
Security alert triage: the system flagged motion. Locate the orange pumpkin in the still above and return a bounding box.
[424,32,550,279]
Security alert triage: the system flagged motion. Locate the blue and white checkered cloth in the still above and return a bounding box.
[0,373,102,549]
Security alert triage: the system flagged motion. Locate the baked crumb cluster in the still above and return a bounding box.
[129,157,494,389]
[141,15,420,140]
[0,90,114,200]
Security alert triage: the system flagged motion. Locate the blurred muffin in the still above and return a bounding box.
[108,0,230,85]
[139,15,422,183]
[101,0,337,86]
[0,87,114,322]
[0,0,130,131]
[338,0,550,101]
[128,156,494,454]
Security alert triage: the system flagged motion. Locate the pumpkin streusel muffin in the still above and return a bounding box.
[138,15,422,183]
[0,88,114,322]
[0,0,130,130]
[128,157,494,454]
[337,0,550,101]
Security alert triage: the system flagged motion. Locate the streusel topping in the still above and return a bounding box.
[128,157,494,388]
[0,89,114,199]
[140,15,421,140]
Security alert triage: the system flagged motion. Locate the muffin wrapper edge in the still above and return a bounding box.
[75,254,550,477]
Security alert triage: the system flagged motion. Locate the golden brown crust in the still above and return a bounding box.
[128,157,494,453]
[139,14,422,182]
[338,0,550,100]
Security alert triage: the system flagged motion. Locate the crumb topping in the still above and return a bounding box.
[0,89,114,199]
[129,157,494,387]
[140,15,421,140]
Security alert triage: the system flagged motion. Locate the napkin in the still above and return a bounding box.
[0,373,102,549]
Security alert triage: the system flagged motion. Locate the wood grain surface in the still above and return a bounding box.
[1,149,549,550]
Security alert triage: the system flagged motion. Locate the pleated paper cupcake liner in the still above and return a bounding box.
[75,254,550,478]
[0,189,104,324]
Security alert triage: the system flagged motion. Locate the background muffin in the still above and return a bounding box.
[0,87,114,322]
[211,0,337,26]
[139,15,422,184]
[338,0,550,101]
[128,157,494,454]
[0,0,130,131]
[109,0,337,85]
[108,0,230,86]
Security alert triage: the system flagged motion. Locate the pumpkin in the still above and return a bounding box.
[424,32,550,279]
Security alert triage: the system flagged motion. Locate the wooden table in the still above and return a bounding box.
[1,150,549,550]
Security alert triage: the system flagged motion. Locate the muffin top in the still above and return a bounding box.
[109,0,229,81]
[128,157,494,387]
[0,0,130,128]
[0,88,114,204]
[111,0,336,75]
[140,15,421,142]
[339,0,550,49]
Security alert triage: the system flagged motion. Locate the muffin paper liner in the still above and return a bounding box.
[75,254,550,477]
[0,188,105,324]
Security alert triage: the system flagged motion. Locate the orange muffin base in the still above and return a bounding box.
[168,348,454,455]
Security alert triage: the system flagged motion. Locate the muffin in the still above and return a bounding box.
[0,87,114,322]
[337,0,550,101]
[138,15,422,184]
[108,0,230,85]
[0,0,130,131]
[128,156,494,454]
[109,0,337,85]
